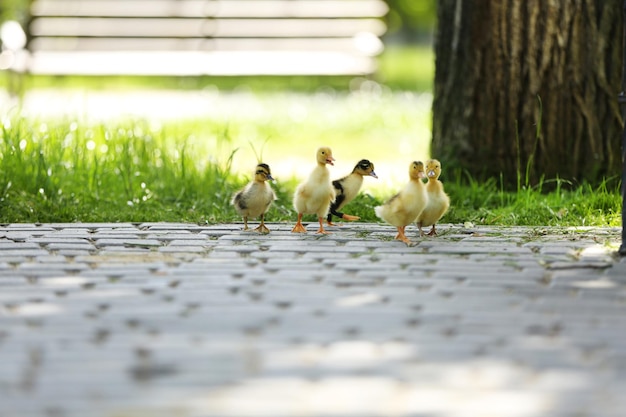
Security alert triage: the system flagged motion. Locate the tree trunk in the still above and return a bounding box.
[432,0,623,188]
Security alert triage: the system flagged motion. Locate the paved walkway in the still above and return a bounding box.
[1,222,625,417]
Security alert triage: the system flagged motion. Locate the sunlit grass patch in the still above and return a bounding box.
[443,174,621,227]
[6,89,433,191]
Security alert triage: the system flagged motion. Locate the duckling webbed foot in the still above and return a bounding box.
[316,217,331,234]
[292,214,307,233]
[327,213,359,226]
[394,226,413,245]
[254,223,271,234]
[253,215,270,234]
[427,225,438,236]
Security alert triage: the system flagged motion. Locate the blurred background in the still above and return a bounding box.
[0,0,436,91]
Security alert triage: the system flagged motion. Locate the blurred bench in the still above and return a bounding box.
[23,0,388,76]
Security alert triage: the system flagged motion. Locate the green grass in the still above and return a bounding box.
[444,173,621,227]
[0,116,621,226]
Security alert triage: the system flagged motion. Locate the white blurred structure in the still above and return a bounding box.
[0,20,28,72]
[20,0,388,76]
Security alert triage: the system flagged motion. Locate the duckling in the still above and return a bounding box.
[231,163,276,233]
[327,159,378,226]
[416,159,450,236]
[292,147,335,234]
[374,161,428,245]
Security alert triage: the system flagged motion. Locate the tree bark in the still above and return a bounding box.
[432,0,623,187]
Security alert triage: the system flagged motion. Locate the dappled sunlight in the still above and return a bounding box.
[182,354,585,417]
[579,244,614,260]
[1,302,62,316]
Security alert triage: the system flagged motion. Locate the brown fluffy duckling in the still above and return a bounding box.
[416,159,450,236]
[374,161,428,245]
[292,147,335,234]
[231,163,276,233]
[327,159,377,226]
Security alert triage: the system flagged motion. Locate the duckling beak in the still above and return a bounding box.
[369,171,378,179]
[427,170,436,178]
[418,171,426,179]
[326,156,335,166]
[266,174,275,181]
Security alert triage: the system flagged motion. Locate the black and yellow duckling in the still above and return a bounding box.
[416,159,450,236]
[292,146,335,234]
[327,159,377,225]
[231,163,276,233]
[374,161,428,245]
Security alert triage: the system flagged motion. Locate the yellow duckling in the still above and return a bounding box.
[374,161,428,245]
[231,163,276,233]
[292,146,335,234]
[416,159,450,236]
[327,159,378,226]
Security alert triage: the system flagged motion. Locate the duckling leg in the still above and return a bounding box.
[291,213,307,233]
[316,216,331,234]
[327,210,359,226]
[394,226,412,245]
[417,221,425,237]
[427,224,438,236]
[254,214,270,234]
[242,217,250,231]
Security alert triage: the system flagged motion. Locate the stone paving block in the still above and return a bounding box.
[159,245,209,254]
[94,238,163,248]
[4,232,51,242]
[44,243,96,252]
[141,222,208,231]
[427,244,534,255]
[0,261,12,271]
[17,262,91,277]
[344,239,403,248]
[0,241,43,250]
[30,231,93,241]
[51,249,94,257]
[165,238,216,247]
[0,249,51,258]
[34,254,76,263]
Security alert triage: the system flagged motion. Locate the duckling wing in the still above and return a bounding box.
[376,190,423,227]
[334,174,362,205]
[231,188,248,213]
[330,179,346,211]
[294,182,310,200]
[293,182,310,213]
[374,193,400,221]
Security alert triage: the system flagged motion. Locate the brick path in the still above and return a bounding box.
[1,222,625,417]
